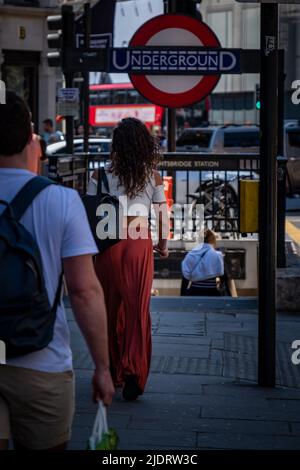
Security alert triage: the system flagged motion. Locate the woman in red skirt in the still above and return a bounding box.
[88,118,169,400]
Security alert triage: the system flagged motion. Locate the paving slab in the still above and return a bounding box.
[152,343,210,358]
[127,416,290,435]
[201,402,300,422]
[196,433,300,450]
[73,412,131,429]
[116,429,196,450]
[290,423,300,435]
[202,383,300,399]
[153,336,211,345]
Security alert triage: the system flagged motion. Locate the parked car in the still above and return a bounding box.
[174,125,259,210]
[175,124,300,196]
[46,137,111,156]
[45,137,112,180]
[176,125,260,154]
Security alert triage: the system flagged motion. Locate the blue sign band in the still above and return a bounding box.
[109,48,241,75]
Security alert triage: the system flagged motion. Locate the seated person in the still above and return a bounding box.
[181,229,237,297]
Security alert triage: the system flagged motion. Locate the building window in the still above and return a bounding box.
[3,0,39,5]
[242,7,260,49]
[211,92,254,111]
[206,10,233,93]
[207,10,233,48]
[1,50,40,128]
[242,7,260,91]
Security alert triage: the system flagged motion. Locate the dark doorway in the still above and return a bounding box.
[2,50,40,132]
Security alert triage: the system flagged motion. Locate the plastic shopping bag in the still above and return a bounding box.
[87,401,119,450]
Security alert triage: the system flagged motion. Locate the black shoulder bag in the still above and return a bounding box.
[82,169,121,253]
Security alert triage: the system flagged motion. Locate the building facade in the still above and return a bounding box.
[280,2,300,120]
[200,0,259,124]
[0,0,60,132]
[201,0,300,124]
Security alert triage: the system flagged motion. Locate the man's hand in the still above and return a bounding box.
[92,368,115,406]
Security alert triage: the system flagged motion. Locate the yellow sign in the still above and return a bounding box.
[239,180,259,233]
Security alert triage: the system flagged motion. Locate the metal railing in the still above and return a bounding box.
[48,152,260,234]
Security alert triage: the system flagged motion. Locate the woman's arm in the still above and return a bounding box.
[152,170,169,258]
[153,202,169,258]
[228,278,238,297]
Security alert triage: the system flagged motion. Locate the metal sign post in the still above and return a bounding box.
[258,2,279,388]
[277,50,287,269]
[65,74,74,155]
[166,0,176,154]
[83,2,91,154]
[62,6,75,155]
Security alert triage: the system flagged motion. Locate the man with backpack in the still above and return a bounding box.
[0,92,114,450]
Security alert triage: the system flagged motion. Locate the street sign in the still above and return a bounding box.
[128,14,223,108]
[58,88,79,101]
[57,87,79,117]
[75,0,116,50]
[76,33,112,49]
[110,47,240,75]
[66,48,107,72]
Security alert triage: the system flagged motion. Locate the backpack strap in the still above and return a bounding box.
[7,176,55,221]
[101,168,110,192]
[51,271,64,313]
[97,168,110,196]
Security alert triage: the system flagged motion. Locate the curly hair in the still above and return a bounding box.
[109,117,161,198]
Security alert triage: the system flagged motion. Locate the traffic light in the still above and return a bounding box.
[47,5,75,70]
[166,1,202,19]
[47,14,62,67]
[255,84,261,110]
[174,0,202,18]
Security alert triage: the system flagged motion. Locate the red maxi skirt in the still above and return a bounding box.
[95,236,153,393]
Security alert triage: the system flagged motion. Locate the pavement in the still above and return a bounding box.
[66,297,300,450]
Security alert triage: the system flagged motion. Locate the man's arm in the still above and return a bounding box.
[63,254,114,405]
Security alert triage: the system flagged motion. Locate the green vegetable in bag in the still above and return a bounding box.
[87,429,119,450]
[87,401,119,450]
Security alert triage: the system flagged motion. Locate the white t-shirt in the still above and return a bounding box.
[87,165,166,216]
[0,169,98,373]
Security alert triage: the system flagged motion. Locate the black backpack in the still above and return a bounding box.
[0,176,63,358]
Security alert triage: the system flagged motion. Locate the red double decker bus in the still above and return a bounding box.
[89,82,210,136]
[89,83,164,135]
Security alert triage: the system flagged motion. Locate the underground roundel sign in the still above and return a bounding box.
[129,14,221,108]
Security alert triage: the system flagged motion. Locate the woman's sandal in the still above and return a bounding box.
[122,376,142,401]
